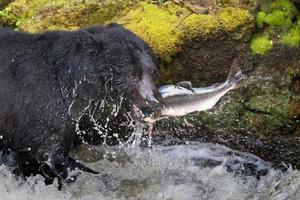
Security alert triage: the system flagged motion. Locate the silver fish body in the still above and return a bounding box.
[159,81,233,117]
[149,59,246,121]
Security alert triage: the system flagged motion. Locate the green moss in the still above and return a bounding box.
[256,11,267,28]
[217,0,240,6]
[187,95,247,133]
[182,14,220,37]
[244,111,293,132]
[182,7,252,36]
[281,26,300,46]
[115,2,190,63]
[0,0,136,32]
[245,90,291,118]
[250,35,272,55]
[217,7,252,31]
[21,3,101,32]
[270,0,295,15]
[264,10,292,26]
[286,67,300,82]
[251,0,299,52]
[2,0,253,62]
[115,2,252,62]
[243,87,294,132]
[255,0,295,28]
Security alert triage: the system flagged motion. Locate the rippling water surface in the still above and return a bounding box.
[1,132,300,200]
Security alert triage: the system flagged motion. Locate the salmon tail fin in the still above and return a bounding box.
[226,58,251,88]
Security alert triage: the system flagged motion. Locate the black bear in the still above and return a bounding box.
[0,24,161,184]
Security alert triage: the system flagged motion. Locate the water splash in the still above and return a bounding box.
[1,140,299,200]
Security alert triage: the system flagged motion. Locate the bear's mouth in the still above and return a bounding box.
[130,88,162,123]
[130,103,161,123]
[129,74,162,123]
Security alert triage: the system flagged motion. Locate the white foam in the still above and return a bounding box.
[0,142,299,200]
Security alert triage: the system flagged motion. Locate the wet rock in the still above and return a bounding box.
[173,0,256,14]
[154,122,300,168]
[0,0,138,31]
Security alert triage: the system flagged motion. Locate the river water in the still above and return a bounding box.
[1,128,300,200]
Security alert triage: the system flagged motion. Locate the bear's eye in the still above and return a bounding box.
[86,46,102,55]
[87,49,96,54]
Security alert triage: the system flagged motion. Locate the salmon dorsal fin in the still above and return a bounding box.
[175,81,194,92]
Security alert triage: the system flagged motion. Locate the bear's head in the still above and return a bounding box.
[60,24,162,123]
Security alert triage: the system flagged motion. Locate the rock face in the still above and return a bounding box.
[0,0,299,166]
[0,0,137,31]
[166,0,300,138]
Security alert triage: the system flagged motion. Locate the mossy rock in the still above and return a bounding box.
[171,0,256,14]
[168,84,297,136]
[0,0,253,63]
[162,46,300,137]
[113,2,190,63]
[0,0,137,31]
[182,6,253,39]
[186,94,248,134]
[281,26,300,47]
[243,83,295,133]
[115,2,253,62]
[244,88,291,118]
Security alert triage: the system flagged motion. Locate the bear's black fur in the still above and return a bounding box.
[0,24,161,185]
